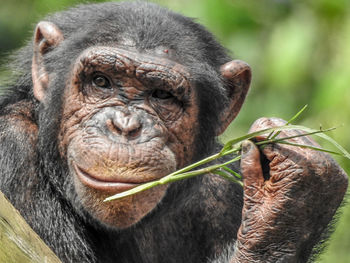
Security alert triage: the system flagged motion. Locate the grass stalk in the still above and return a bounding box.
[105,123,350,202]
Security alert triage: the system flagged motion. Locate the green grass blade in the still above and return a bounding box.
[222,165,242,179]
[223,124,350,160]
[281,125,350,159]
[276,141,345,156]
[286,105,308,125]
[105,155,242,201]
[212,169,243,186]
[104,181,161,201]
[105,122,349,202]
[221,126,283,153]
[268,104,308,139]
[256,127,336,146]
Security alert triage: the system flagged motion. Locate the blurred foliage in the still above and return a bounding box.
[0,0,349,262]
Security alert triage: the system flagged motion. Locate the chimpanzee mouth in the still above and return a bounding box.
[73,163,142,192]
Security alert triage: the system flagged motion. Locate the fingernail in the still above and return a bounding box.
[242,140,252,155]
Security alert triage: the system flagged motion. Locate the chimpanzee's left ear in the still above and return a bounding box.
[216,60,251,135]
[32,21,64,102]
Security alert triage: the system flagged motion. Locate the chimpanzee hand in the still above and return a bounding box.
[232,117,348,263]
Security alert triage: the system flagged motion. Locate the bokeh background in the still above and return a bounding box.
[0,0,349,261]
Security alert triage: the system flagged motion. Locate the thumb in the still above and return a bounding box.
[240,140,264,197]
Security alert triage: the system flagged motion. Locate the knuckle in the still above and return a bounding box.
[268,117,287,126]
[326,159,349,186]
[249,117,287,132]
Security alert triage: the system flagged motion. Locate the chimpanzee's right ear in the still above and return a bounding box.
[32,21,64,102]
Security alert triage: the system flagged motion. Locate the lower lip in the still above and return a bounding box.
[73,164,140,192]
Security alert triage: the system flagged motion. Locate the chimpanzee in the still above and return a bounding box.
[0,2,347,263]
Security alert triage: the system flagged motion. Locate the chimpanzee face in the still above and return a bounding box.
[32,21,250,229]
[58,46,199,228]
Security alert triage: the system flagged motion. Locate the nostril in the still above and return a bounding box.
[127,124,142,138]
[106,112,142,138]
[106,119,122,135]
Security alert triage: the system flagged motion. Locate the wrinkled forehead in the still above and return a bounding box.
[73,46,191,79]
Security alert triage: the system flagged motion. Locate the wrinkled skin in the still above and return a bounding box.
[0,2,348,263]
[58,46,198,228]
[30,19,251,231]
[232,118,348,262]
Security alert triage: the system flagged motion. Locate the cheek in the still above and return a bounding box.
[73,175,168,228]
[168,108,199,167]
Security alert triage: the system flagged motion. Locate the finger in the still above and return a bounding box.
[250,117,320,147]
[248,117,286,134]
[260,142,308,186]
[240,140,264,197]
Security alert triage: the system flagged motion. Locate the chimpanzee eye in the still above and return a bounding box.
[152,89,173,100]
[92,75,111,89]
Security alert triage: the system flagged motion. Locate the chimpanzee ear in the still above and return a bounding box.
[216,60,251,136]
[32,21,64,102]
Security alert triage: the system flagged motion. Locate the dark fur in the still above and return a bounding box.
[0,2,338,263]
[0,2,243,262]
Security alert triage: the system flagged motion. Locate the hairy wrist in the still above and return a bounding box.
[231,240,298,263]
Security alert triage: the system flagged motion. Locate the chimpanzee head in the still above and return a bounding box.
[30,2,251,228]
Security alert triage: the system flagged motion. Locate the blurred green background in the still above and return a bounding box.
[0,0,349,261]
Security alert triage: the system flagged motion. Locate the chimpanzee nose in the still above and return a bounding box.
[107,111,142,138]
